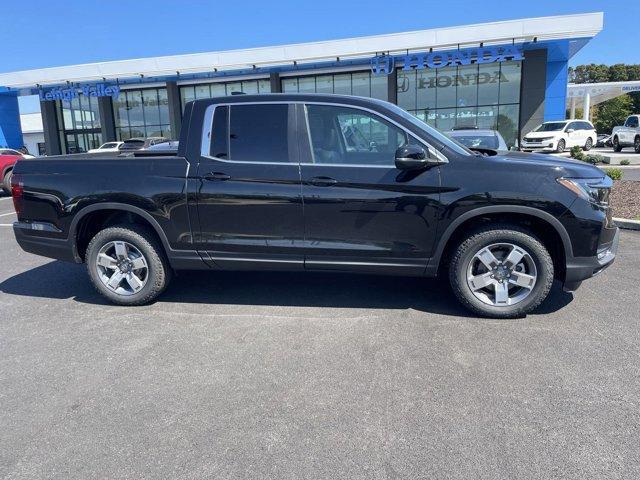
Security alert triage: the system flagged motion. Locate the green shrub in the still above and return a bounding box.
[604,168,623,180]
[620,159,630,166]
[584,154,605,165]
[569,145,585,160]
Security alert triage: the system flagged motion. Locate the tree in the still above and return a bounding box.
[592,95,634,134]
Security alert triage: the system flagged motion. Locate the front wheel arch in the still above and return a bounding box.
[429,207,571,281]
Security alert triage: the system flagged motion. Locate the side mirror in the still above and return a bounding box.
[395,145,428,170]
[566,128,575,133]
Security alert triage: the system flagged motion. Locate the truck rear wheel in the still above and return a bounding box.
[448,226,554,318]
[86,225,172,306]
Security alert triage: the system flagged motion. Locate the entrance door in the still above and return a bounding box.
[195,102,305,270]
[298,103,442,275]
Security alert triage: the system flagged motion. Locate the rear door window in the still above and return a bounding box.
[228,104,291,163]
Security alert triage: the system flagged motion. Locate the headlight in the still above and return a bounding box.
[557,177,612,206]
[538,136,554,142]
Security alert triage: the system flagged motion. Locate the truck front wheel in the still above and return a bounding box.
[86,225,172,306]
[613,136,623,152]
[448,226,554,318]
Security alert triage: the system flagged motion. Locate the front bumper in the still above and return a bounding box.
[521,141,556,152]
[563,227,620,292]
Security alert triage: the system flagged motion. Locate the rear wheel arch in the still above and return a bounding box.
[431,206,572,280]
[71,203,171,262]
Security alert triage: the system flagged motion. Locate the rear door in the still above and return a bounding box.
[297,102,442,275]
[194,102,305,269]
[565,121,581,147]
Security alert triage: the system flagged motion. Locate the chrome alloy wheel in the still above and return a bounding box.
[466,243,537,307]
[95,241,149,296]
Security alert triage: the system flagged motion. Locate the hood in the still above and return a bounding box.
[524,131,562,138]
[494,151,605,178]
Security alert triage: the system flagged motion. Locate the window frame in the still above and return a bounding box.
[200,100,446,168]
[200,101,297,165]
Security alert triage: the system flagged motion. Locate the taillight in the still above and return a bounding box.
[11,173,23,217]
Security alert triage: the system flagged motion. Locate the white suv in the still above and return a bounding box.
[611,115,640,153]
[521,120,597,153]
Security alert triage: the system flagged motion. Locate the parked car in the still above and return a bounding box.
[611,115,640,153]
[596,134,611,148]
[88,141,124,153]
[521,120,597,153]
[0,148,35,159]
[10,94,618,318]
[446,129,508,151]
[118,137,169,152]
[1,153,21,193]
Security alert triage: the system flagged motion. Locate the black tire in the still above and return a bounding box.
[86,224,172,306]
[583,137,593,151]
[613,136,623,152]
[2,169,12,194]
[556,139,566,153]
[635,136,640,154]
[448,225,554,318]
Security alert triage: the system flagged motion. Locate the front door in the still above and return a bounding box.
[297,103,442,275]
[195,102,305,270]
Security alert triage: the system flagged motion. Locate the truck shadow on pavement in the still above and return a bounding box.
[0,260,574,318]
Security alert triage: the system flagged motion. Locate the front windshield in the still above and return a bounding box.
[449,134,498,150]
[534,122,567,132]
[383,103,473,156]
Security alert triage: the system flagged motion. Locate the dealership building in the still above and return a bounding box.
[0,12,603,154]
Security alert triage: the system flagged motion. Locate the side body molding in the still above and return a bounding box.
[425,205,574,276]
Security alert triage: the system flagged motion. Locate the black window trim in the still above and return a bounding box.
[200,100,447,167]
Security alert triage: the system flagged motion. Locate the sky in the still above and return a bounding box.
[7,0,638,114]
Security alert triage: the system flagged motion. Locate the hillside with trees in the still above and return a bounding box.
[568,64,640,133]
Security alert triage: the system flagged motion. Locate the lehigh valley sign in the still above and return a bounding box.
[371,46,523,75]
[39,83,120,101]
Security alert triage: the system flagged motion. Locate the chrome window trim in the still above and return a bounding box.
[200,100,449,167]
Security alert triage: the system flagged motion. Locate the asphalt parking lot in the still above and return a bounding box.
[1,193,639,479]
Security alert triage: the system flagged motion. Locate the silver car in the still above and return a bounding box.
[446,129,509,151]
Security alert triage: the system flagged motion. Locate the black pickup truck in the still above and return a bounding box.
[11,94,619,317]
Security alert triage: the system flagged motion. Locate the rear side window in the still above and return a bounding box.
[228,104,290,163]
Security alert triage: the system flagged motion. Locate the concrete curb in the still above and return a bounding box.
[613,218,640,230]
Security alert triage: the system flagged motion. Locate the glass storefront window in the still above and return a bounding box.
[456,64,478,108]
[436,67,457,108]
[499,61,521,105]
[315,75,333,94]
[195,84,211,99]
[297,76,316,93]
[279,71,388,101]
[400,60,522,148]
[477,63,500,106]
[113,87,171,141]
[282,78,297,93]
[179,78,272,111]
[351,72,370,97]
[370,74,387,101]
[397,70,416,111]
[57,90,103,154]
